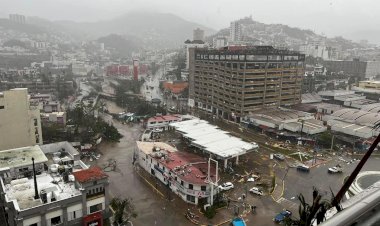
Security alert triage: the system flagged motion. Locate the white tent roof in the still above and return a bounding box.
[170,119,257,159]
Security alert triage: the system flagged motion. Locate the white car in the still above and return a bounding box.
[328,166,343,174]
[249,187,264,196]
[218,182,234,191]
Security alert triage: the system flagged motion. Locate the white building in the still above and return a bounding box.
[184,41,208,70]
[136,141,218,205]
[0,88,43,151]
[230,21,242,42]
[0,142,110,226]
[212,36,228,49]
[145,115,182,131]
[365,61,380,79]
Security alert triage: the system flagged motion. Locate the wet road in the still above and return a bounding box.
[281,155,380,203]
[97,114,194,226]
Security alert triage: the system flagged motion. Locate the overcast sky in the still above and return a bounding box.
[1,0,379,42]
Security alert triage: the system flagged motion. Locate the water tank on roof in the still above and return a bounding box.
[50,164,58,173]
[68,175,75,182]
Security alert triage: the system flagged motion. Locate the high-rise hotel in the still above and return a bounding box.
[188,46,305,122]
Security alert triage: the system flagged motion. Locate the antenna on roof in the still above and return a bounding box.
[32,157,40,200]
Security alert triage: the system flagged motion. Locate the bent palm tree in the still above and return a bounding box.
[111,197,137,226]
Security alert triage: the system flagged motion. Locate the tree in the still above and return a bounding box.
[111,197,137,226]
[285,188,332,226]
[317,132,332,149]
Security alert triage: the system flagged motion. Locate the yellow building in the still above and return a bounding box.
[358,81,380,90]
[0,88,42,150]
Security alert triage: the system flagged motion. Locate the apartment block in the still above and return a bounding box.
[0,88,42,150]
[0,142,110,226]
[188,46,305,122]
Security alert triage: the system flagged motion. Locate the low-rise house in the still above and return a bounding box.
[136,141,218,205]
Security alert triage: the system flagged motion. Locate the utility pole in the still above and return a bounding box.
[207,158,219,206]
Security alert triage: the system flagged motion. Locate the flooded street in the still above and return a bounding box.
[95,111,193,226]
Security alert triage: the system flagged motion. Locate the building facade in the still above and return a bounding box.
[0,142,110,226]
[323,59,367,77]
[188,46,305,122]
[136,142,218,205]
[0,88,42,150]
[9,14,26,24]
[212,37,228,49]
[193,28,205,42]
[230,21,242,42]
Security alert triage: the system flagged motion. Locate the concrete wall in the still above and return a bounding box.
[0,88,42,151]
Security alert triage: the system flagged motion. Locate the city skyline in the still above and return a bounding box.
[1,0,380,43]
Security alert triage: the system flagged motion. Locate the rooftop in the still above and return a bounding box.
[147,115,182,123]
[196,46,303,56]
[0,146,48,170]
[72,166,108,183]
[3,172,82,211]
[170,119,257,159]
[136,142,216,185]
[136,141,178,155]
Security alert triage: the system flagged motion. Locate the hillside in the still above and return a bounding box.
[54,12,215,48]
[208,17,364,51]
[97,34,142,57]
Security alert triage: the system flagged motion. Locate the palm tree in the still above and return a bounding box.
[286,188,332,226]
[111,197,137,226]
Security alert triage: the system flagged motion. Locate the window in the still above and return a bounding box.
[186,195,196,203]
[68,209,82,221]
[181,180,184,186]
[89,203,103,213]
[201,186,206,191]
[50,216,61,226]
[188,184,193,190]
[34,118,38,126]
[0,106,4,109]
[29,224,38,226]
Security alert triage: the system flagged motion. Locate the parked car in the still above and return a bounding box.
[274,210,292,223]
[249,187,263,196]
[273,153,285,161]
[297,165,310,172]
[328,166,343,174]
[218,182,234,191]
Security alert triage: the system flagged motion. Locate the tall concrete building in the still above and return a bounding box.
[9,14,26,24]
[188,46,305,122]
[0,88,42,150]
[230,21,242,42]
[193,28,205,42]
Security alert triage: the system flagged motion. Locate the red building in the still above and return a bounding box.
[133,60,139,80]
[118,65,130,76]
[106,65,119,76]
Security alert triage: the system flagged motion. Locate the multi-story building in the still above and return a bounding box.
[0,142,110,226]
[230,21,242,42]
[0,88,42,150]
[323,59,367,77]
[9,14,26,24]
[193,28,205,42]
[184,40,208,70]
[0,81,74,95]
[136,141,218,205]
[212,36,228,49]
[188,46,305,122]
